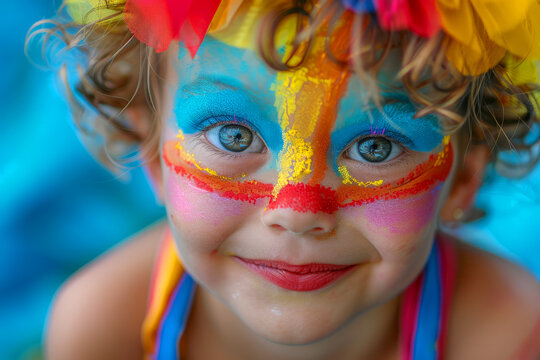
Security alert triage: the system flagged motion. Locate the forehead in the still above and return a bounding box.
[173,37,441,152]
[175,37,277,112]
[175,35,401,102]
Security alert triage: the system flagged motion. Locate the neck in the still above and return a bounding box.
[184,287,401,360]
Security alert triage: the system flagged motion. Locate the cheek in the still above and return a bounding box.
[165,172,257,255]
[364,186,441,237]
[166,173,244,226]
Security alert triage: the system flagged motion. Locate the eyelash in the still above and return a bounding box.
[189,114,251,132]
[191,133,252,160]
[342,135,411,168]
[190,116,266,158]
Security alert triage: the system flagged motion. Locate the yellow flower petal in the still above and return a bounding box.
[209,0,265,49]
[209,0,244,33]
[438,0,540,74]
[436,0,482,53]
[445,35,505,75]
[66,0,123,25]
[470,0,540,59]
[470,0,533,33]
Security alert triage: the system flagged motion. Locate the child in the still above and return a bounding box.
[31,0,540,358]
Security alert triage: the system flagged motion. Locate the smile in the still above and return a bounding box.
[234,257,356,292]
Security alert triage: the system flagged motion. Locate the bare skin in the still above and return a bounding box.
[45,122,540,360]
[45,221,540,360]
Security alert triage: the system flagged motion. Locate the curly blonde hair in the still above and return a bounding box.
[27,0,540,176]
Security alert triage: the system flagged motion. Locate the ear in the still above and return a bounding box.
[440,143,491,222]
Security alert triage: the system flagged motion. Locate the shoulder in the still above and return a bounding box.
[45,220,168,360]
[446,238,540,359]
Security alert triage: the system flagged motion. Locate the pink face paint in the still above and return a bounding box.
[364,185,441,235]
[167,174,243,226]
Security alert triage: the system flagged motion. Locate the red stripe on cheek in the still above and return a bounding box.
[336,141,454,207]
[162,140,454,214]
[163,141,273,203]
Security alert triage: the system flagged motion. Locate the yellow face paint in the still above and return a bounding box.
[270,19,352,196]
[175,130,246,180]
[337,166,384,187]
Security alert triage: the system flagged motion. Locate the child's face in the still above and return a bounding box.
[158,22,456,344]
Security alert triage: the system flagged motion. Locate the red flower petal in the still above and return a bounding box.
[405,0,440,37]
[376,0,440,37]
[180,0,222,57]
[377,0,409,31]
[123,0,189,52]
[124,0,222,56]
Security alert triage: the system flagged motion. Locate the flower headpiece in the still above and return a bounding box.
[67,0,540,78]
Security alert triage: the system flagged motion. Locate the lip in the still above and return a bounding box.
[234,257,355,292]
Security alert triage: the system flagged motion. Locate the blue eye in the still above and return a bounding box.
[205,124,265,153]
[346,136,403,163]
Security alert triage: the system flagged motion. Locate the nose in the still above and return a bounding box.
[261,183,338,235]
[262,207,336,235]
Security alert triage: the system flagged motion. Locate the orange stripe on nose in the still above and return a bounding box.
[271,17,353,194]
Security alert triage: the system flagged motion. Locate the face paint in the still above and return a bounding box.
[331,100,443,173]
[163,135,453,213]
[270,21,352,196]
[371,125,386,136]
[167,16,452,216]
[364,185,441,235]
[164,140,273,204]
[337,165,384,187]
[167,172,244,226]
[174,78,283,154]
[175,130,247,180]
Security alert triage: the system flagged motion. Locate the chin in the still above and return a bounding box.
[248,320,339,346]
[234,299,354,346]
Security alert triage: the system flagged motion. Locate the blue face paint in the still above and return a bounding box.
[174,79,283,153]
[174,38,283,156]
[330,77,443,172]
[174,38,443,176]
[332,101,442,149]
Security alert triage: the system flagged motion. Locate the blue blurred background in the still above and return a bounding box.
[1,2,539,359]
[1,2,165,359]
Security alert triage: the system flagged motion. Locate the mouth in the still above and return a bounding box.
[234,257,356,292]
